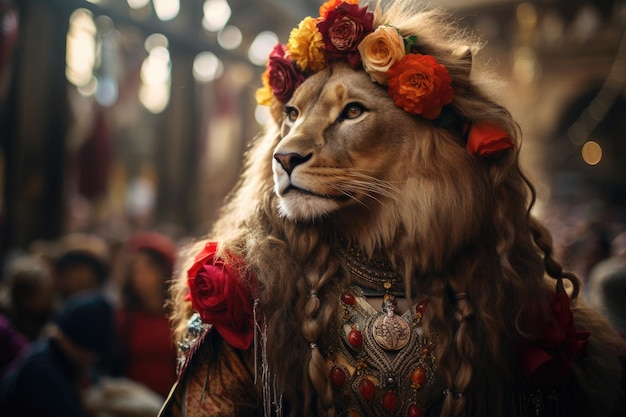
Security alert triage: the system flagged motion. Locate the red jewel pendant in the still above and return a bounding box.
[407,404,423,417]
[348,328,363,349]
[330,366,347,386]
[416,300,427,316]
[341,293,356,305]
[382,390,398,412]
[411,367,426,386]
[358,378,376,400]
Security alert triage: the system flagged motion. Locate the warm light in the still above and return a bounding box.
[203,0,231,32]
[66,9,97,87]
[581,141,602,165]
[139,83,169,113]
[512,46,538,85]
[154,0,180,21]
[516,3,537,26]
[193,52,224,83]
[127,0,150,8]
[141,46,170,85]
[144,33,168,52]
[139,43,171,113]
[248,31,278,66]
[77,75,98,97]
[218,25,242,50]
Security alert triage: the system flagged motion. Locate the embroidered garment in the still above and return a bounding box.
[160,332,259,417]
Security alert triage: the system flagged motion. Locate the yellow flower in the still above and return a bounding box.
[255,69,273,106]
[357,25,405,85]
[287,16,326,72]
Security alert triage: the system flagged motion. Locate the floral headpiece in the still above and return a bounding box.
[256,0,514,156]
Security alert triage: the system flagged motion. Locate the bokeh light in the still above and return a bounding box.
[193,52,224,83]
[248,31,278,66]
[218,25,242,50]
[582,140,603,165]
[202,0,231,32]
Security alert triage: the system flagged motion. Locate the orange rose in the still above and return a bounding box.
[387,54,454,120]
[319,0,359,19]
[357,25,405,85]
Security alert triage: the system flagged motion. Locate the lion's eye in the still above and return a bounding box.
[339,102,366,121]
[285,107,299,123]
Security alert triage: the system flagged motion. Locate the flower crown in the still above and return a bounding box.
[256,0,514,157]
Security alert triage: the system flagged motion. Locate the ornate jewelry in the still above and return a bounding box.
[336,241,405,297]
[326,288,441,417]
[372,293,411,351]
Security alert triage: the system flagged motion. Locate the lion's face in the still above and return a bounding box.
[271,62,490,259]
[273,62,431,221]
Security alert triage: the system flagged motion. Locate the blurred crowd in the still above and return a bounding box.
[0,230,182,417]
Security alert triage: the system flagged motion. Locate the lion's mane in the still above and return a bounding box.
[169,2,625,417]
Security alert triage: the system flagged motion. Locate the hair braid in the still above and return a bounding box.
[299,245,339,417]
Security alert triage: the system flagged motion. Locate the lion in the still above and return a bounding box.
[161,1,626,417]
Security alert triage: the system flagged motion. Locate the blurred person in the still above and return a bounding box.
[0,291,115,417]
[112,231,177,399]
[0,254,54,376]
[587,231,626,337]
[0,253,55,341]
[564,220,612,287]
[0,313,28,377]
[51,233,111,300]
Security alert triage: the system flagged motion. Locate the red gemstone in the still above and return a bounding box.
[348,328,363,349]
[382,390,398,412]
[330,366,347,386]
[358,378,376,400]
[341,293,356,305]
[411,367,426,386]
[407,404,422,417]
[416,300,427,315]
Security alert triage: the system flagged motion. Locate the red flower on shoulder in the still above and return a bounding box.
[186,242,256,350]
[520,279,590,387]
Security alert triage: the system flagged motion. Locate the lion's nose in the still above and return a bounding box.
[274,152,312,175]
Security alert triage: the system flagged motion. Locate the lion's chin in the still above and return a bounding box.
[277,194,340,221]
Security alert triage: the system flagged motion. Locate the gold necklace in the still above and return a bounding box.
[336,241,405,297]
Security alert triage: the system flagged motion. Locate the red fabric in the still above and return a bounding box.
[520,279,590,387]
[117,310,177,398]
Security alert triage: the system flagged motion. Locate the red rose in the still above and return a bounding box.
[317,2,374,69]
[186,242,255,350]
[267,43,305,103]
[386,54,454,120]
[520,279,590,387]
[465,121,515,156]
